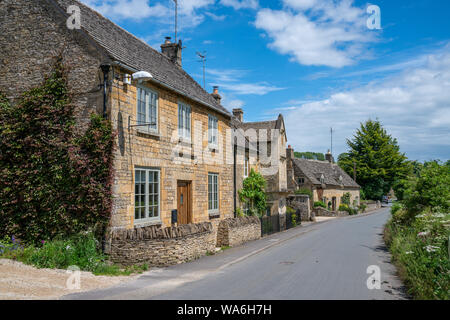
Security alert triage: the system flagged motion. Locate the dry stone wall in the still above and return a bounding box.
[106,222,215,266]
[216,216,261,247]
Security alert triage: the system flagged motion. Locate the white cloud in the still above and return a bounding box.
[207,68,284,95]
[220,0,259,10]
[283,48,450,161]
[254,0,377,67]
[81,0,170,20]
[204,12,227,21]
[81,0,214,29]
[218,82,284,95]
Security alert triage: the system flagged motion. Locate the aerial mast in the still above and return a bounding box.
[173,0,178,42]
[196,51,207,89]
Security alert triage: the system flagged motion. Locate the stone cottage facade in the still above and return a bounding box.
[0,0,242,232]
[232,110,289,216]
[287,147,360,211]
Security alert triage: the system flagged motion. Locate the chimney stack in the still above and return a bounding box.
[161,37,182,67]
[286,145,294,161]
[211,86,222,104]
[232,108,243,122]
[325,149,334,163]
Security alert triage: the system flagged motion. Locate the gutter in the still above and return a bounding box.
[111,61,231,119]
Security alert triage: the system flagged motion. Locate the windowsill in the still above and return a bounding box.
[209,145,219,152]
[208,212,220,219]
[178,136,192,145]
[137,129,161,139]
[134,219,162,228]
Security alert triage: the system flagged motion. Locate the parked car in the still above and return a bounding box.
[382,195,389,204]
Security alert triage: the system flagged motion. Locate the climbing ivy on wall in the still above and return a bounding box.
[0,60,114,244]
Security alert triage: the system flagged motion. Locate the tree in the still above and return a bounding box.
[238,169,267,217]
[294,151,325,161]
[338,119,410,200]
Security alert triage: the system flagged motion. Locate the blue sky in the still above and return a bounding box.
[81,0,450,161]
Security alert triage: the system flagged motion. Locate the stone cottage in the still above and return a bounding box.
[287,147,360,211]
[0,0,244,230]
[232,109,289,216]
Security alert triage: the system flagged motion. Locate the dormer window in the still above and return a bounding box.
[339,175,343,183]
[320,174,325,184]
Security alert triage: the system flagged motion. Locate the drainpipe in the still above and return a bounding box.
[233,141,237,218]
[100,64,111,119]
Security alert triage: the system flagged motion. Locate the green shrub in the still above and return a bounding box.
[314,201,326,208]
[341,192,351,206]
[291,214,297,227]
[0,233,148,276]
[286,206,295,214]
[238,169,267,217]
[385,212,449,299]
[358,203,367,213]
[339,204,349,211]
[295,188,312,198]
[0,60,114,244]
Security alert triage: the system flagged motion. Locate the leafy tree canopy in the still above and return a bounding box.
[338,119,410,200]
[294,151,325,161]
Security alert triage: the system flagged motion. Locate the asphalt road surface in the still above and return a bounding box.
[64,207,408,300]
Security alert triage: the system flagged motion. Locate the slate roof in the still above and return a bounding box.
[52,0,230,117]
[293,158,360,188]
[235,114,286,141]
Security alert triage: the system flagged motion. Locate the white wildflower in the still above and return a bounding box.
[417,231,430,237]
[405,251,413,255]
[425,245,440,253]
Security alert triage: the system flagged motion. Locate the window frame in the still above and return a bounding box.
[178,101,191,140]
[298,177,305,185]
[208,114,218,147]
[136,85,158,134]
[134,167,161,224]
[208,172,219,214]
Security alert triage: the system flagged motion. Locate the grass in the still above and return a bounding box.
[384,205,450,300]
[0,233,149,276]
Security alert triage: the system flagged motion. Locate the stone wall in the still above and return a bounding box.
[216,216,261,247]
[0,0,107,133]
[362,201,382,212]
[286,195,311,221]
[313,207,349,217]
[106,222,215,266]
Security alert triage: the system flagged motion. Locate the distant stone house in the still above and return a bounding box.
[232,109,289,216]
[287,147,360,211]
[0,0,245,231]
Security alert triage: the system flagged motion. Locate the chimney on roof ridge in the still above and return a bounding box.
[211,86,222,104]
[232,108,243,122]
[161,36,182,67]
[326,149,334,163]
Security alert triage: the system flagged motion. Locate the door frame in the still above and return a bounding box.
[177,180,192,225]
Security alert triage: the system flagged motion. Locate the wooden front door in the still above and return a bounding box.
[177,181,191,225]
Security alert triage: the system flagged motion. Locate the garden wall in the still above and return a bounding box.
[216,216,261,247]
[286,195,311,221]
[105,222,215,266]
[313,207,349,217]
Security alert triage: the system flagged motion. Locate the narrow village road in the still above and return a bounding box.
[64,207,408,300]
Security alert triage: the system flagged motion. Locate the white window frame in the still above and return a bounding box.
[208,173,219,214]
[178,102,191,140]
[136,86,158,133]
[134,168,160,224]
[244,155,249,178]
[208,114,218,147]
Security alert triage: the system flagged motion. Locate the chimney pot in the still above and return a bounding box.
[211,86,221,104]
[161,37,182,67]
